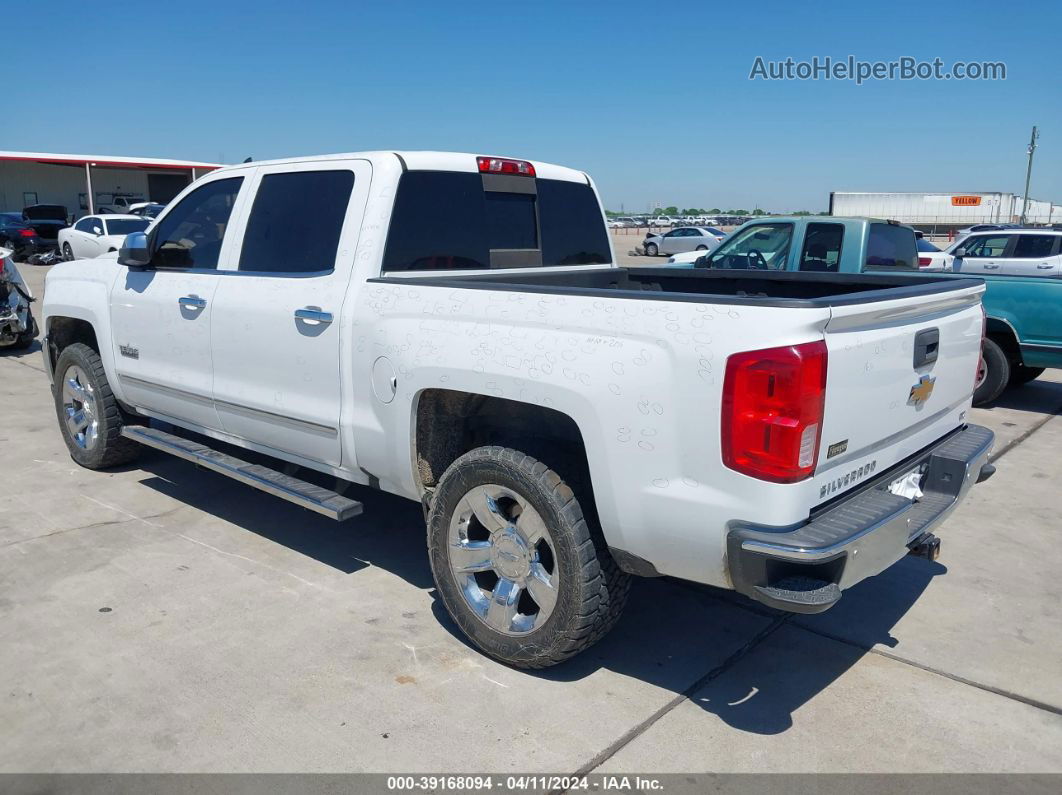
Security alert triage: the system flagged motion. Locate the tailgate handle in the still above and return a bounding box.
[913,328,939,368]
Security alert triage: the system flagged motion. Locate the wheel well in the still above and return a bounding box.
[47,317,99,371]
[986,319,1021,365]
[414,389,590,492]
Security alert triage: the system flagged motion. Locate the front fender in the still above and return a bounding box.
[42,261,120,392]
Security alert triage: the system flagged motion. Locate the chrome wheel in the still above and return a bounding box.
[447,483,558,635]
[61,365,99,450]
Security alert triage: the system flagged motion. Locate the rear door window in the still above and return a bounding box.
[382,171,611,271]
[238,170,355,274]
[864,223,917,270]
[1011,235,1056,258]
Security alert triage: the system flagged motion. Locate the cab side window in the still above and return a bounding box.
[798,223,844,272]
[74,217,95,233]
[238,170,355,274]
[150,177,243,270]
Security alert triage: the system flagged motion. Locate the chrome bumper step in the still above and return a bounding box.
[121,425,363,521]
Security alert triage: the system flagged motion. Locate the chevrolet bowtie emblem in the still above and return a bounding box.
[909,374,936,406]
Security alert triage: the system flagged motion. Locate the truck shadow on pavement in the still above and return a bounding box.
[985,377,1062,414]
[429,554,946,736]
[131,440,944,738]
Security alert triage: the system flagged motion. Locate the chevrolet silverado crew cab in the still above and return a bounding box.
[42,152,995,668]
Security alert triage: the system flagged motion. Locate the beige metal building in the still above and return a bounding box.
[0,151,221,219]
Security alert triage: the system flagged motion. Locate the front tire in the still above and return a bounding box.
[428,446,630,668]
[53,343,140,469]
[62,243,74,261]
[973,337,1010,405]
[644,243,658,256]
[696,244,708,251]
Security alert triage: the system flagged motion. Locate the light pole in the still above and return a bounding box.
[1019,125,1039,225]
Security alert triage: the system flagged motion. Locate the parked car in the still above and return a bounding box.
[98,194,147,213]
[643,226,725,256]
[665,249,710,265]
[950,229,1062,278]
[916,238,950,271]
[57,214,150,260]
[129,202,166,219]
[0,251,36,350]
[41,152,993,668]
[650,215,673,227]
[20,204,69,248]
[0,213,46,259]
[642,216,1060,404]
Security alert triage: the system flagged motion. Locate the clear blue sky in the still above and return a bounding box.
[11,0,1059,212]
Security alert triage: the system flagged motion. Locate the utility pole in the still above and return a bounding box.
[1020,125,1039,225]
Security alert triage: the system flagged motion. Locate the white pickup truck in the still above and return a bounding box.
[41,151,995,668]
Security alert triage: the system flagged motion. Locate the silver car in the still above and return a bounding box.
[643,226,726,257]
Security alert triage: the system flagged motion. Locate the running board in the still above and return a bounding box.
[121,425,363,521]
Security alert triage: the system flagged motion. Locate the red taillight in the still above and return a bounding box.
[19,228,36,238]
[722,341,828,483]
[477,156,536,177]
[918,256,932,267]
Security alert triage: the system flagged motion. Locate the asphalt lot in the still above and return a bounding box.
[3,262,1062,773]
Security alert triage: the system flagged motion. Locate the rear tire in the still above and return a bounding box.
[645,243,658,256]
[53,343,141,469]
[973,338,1010,405]
[1010,365,1044,386]
[696,244,708,251]
[427,446,630,668]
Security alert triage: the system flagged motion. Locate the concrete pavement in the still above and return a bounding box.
[1,262,1060,773]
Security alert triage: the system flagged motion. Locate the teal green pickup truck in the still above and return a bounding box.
[649,216,1062,404]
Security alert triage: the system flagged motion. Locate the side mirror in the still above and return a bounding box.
[953,247,967,258]
[118,231,151,268]
[93,226,103,236]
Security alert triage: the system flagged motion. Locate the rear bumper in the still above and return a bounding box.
[727,424,994,614]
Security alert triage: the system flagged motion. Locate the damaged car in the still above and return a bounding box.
[0,248,37,351]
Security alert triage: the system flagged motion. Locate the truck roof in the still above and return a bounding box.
[210,151,591,184]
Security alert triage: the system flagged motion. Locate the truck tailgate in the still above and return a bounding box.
[813,282,984,501]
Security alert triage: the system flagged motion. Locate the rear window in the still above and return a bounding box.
[916,239,941,252]
[105,218,150,235]
[864,223,917,270]
[382,171,611,271]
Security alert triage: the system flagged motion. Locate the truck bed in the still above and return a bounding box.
[372,267,983,308]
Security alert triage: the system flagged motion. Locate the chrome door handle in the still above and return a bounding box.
[294,307,333,323]
[1037,264,1053,269]
[179,295,207,309]
[983,264,1000,269]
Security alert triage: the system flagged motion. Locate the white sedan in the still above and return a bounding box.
[916,238,952,271]
[58,214,150,260]
[643,226,726,257]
